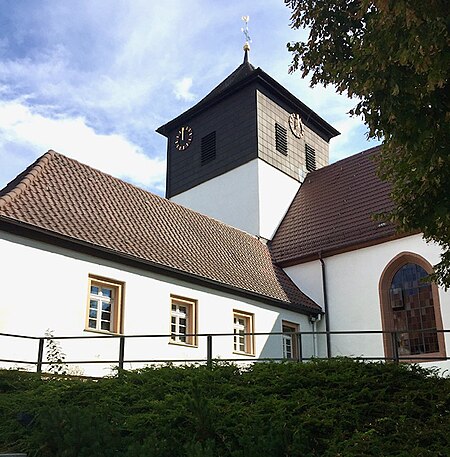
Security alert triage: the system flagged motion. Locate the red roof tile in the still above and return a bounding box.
[0,151,320,314]
[270,146,400,265]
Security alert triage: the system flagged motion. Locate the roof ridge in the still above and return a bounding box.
[0,150,57,211]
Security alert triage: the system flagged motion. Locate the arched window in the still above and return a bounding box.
[379,253,446,361]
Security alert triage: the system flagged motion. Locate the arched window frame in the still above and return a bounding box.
[379,252,446,361]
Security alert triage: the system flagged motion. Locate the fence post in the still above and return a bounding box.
[206,335,213,368]
[36,338,45,373]
[391,331,399,364]
[118,336,125,370]
[297,332,303,362]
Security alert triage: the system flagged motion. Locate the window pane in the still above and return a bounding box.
[90,286,99,295]
[90,300,98,309]
[89,309,97,318]
[102,302,111,312]
[101,311,111,321]
[101,321,110,331]
[239,336,245,352]
[101,288,112,299]
[88,319,96,328]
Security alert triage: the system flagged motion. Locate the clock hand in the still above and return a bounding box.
[181,127,184,141]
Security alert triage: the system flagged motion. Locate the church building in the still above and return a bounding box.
[0,48,448,375]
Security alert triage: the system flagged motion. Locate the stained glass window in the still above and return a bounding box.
[389,263,439,355]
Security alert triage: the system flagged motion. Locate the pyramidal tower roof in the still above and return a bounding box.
[197,51,255,106]
[157,50,339,140]
[157,50,257,136]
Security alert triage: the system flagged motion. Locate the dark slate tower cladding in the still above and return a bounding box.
[157,49,339,239]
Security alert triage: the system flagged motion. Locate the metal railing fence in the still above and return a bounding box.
[1,329,449,373]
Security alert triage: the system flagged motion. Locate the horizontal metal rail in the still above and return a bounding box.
[1,329,449,373]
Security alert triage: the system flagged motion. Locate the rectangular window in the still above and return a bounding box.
[275,123,288,155]
[201,131,216,165]
[282,321,299,360]
[305,144,316,171]
[233,310,254,355]
[170,296,197,346]
[86,276,124,333]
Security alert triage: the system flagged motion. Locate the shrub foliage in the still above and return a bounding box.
[0,360,449,456]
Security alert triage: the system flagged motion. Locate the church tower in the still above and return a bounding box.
[157,48,339,240]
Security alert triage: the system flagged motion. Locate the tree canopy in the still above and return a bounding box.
[285,0,450,287]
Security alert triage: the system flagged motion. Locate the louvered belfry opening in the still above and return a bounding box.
[305,143,316,171]
[275,123,288,155]
[201,131,216,165]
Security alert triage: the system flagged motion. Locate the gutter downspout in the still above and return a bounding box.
[319,253,332,358]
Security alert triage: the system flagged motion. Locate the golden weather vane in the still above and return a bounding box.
[241,15,251,52]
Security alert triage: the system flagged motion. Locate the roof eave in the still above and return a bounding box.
[275,231,417,268]
[1,216,321,316]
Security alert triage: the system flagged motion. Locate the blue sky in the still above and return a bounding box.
[0,0,379,195]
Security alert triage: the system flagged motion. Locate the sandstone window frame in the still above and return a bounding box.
[86,275,124,334]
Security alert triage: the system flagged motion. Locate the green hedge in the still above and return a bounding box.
[0,359,449,456]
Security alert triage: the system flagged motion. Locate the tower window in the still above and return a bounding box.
[305,144,316,171]
[275,123,288,155]
[201,131,216,165]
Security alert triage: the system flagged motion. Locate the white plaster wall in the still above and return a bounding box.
[0,231,313,376]
[285,235,450,371]
[284,260,324,307]
[170,159,260,236]
[170,159,299,240]
[257,160,300,240]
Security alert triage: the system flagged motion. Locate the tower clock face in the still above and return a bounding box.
[174,125,193,151]
[289,113,304,138]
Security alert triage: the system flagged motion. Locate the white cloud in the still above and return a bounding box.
[173,77,196,102]
[0,100,166,193]
[0,0,377,195]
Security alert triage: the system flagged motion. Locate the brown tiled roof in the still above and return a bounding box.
[270,146,400,265]
[0,151,320,313]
